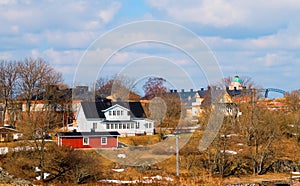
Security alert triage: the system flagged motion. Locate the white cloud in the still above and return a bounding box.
[1,0,300,92]
[146,0,300,30]
[0,0,17,6]
[98,2,121,24]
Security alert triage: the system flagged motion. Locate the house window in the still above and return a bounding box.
[145,123,151,128]
[106,124,110,129]
[113,111,116,116]
[109,111,112,115]
[123,123,126,129]
[136,122,140,129]
[127,123,130,129]
[83,137,89,145]
[115,124,118,129]
[131,123,134,129]
[111,124,114,129]
[117,110,120,115]
[119,124,122,129]
[127,111,130,116]
[149,123,152,128]
[101,137,107,145]
[121,110,123,115]
[93,123,97,129]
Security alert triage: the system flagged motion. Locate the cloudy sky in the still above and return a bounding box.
[1,0,300,96]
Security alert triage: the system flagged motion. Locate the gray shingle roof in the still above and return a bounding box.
[81,101,146,119]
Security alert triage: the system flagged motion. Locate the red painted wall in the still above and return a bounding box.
[58,136,118,148]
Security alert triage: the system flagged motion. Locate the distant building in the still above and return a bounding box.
[0,127,20,142]
[173,87,242,119]
[229,75,244,91]
[257,98,288,111]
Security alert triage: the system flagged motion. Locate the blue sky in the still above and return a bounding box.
[1,0,300,96]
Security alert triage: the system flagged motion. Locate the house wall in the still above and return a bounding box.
[58,136,118,148]
[131,119,154,136]
[76,105,104,132]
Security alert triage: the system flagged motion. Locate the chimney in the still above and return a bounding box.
[190,89,193,92]
[174,89,177,93]
[181,89,184,92]
[170,89,173,93]
[201,88,204,91]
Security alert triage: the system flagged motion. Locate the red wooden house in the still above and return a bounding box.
[56,131,120,149]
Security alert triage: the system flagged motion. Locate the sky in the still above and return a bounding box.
[1,0,300,96]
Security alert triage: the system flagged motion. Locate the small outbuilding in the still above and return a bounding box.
[0,127,20,142]
[55,131,120,149]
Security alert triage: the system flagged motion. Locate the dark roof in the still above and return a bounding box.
[179,91,197,100]
[81,101,111,118]
[0,127,19,133]
[81,101,146,119]
[56,131,120,137]
[227,89,242,97]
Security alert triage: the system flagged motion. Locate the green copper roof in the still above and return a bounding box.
[233,75,242,83]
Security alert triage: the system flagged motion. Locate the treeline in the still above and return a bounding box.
[179,91,300,178]
[0,58,63,125]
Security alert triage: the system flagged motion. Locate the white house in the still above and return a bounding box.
[75,101,154,137]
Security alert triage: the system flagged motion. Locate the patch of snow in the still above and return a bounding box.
[98,175,173,184]
[112,168,124,172]
[292,171,300,174]
[143,175,162,180]
[0,147,9,155]
[220,134,238,138]
[220,150,238,155]
[35,167,41,172]
[165,177,174,181]
[117,153,126,158]
[36,173,50,180]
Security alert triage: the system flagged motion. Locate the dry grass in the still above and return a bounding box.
[118,134,161,146]
[1,131,300,185]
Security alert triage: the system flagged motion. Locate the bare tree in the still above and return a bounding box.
[239,101,281,175]
[143,77,167,100]
[285,90,300,112]
[17,57,63,115]
[0,60,19,126]
[16,57,63,183]
[95,75,139,101]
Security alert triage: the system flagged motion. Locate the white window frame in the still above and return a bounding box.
[83,137,89,145]
[101,137,107,145]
